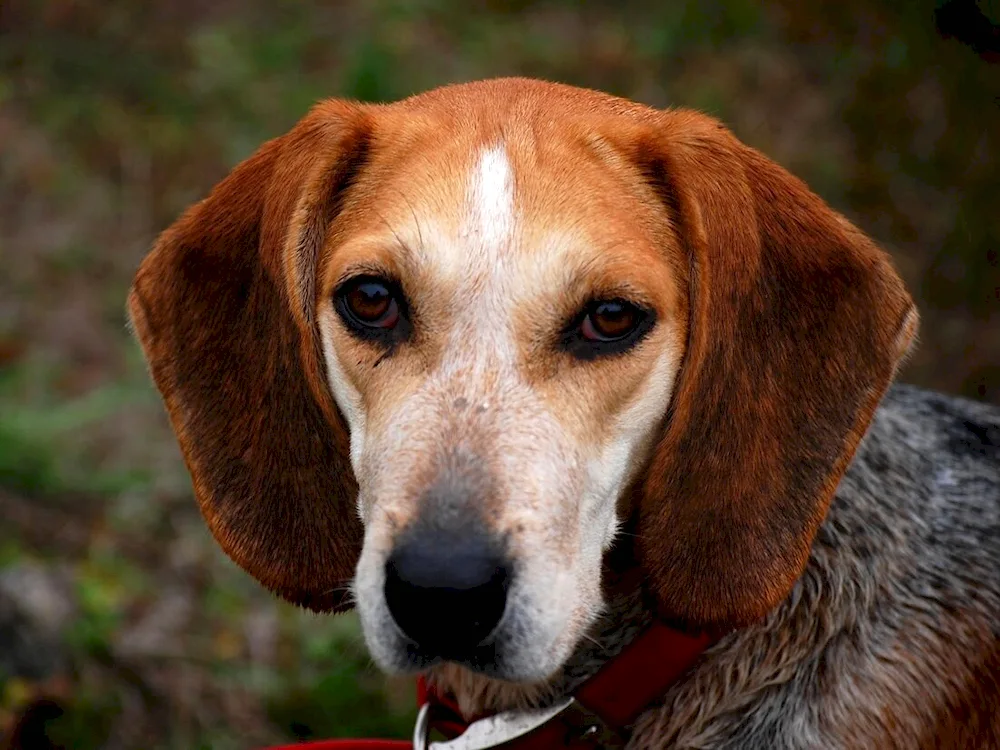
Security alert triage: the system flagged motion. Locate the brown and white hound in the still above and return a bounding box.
[129,78,1000,749]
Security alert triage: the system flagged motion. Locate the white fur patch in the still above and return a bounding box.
[318,308,368,512]
[440,145,520,369]
[468,145,514,251]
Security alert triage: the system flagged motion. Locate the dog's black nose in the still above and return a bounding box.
[384,529,510,658]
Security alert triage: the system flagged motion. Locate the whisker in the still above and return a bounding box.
[374,207,408,257]
[614,531,645,540]
[320,583,356,599]
[579,632,610,655]
[393,186,426,255]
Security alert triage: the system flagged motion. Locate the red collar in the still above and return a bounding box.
[262,622,715,749]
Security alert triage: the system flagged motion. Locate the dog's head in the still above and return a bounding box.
[129,79,916,683]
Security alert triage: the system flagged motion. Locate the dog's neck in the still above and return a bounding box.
[425,540,655,720]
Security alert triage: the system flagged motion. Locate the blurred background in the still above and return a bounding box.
[1,1,997,747]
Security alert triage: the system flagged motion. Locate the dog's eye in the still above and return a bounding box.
[335,276,405,338]
[344,280,398,327]
[561,298,653,359]
[581,300,642,341]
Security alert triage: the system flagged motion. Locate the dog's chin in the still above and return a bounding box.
[425,661,564,719]
[364,627,574,719]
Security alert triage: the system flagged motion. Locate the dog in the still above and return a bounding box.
[128,78,1000,749]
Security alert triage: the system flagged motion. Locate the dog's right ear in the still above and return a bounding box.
[128,101,372,612]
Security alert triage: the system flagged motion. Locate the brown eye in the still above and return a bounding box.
[581,300,642,341]
[561,297,653,359]
[341,278,400,329]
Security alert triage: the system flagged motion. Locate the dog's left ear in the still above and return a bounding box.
[128,101,372,611]
[630,111,918,631]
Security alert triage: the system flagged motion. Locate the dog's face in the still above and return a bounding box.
[319,126,686,678]
[129,79,916,685]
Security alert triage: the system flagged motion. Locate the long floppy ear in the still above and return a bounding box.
[634,111,918,630]
[128,101,372,612]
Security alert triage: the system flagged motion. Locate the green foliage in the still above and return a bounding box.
[266,616,415,740]
[44,689,120,750]
[0,363,152,497]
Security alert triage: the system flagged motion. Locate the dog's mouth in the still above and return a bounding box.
[400,637,506,676]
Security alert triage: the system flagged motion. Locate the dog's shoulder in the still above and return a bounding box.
[809,384,999,748]
[634,385,1000,749]
[846,382,1000,565]
[865,382,1000,487]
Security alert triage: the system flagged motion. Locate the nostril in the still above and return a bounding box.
[384,539,510,657]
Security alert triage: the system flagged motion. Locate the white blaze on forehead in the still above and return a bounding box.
[467,145,515,251]
[430,143,520,370]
